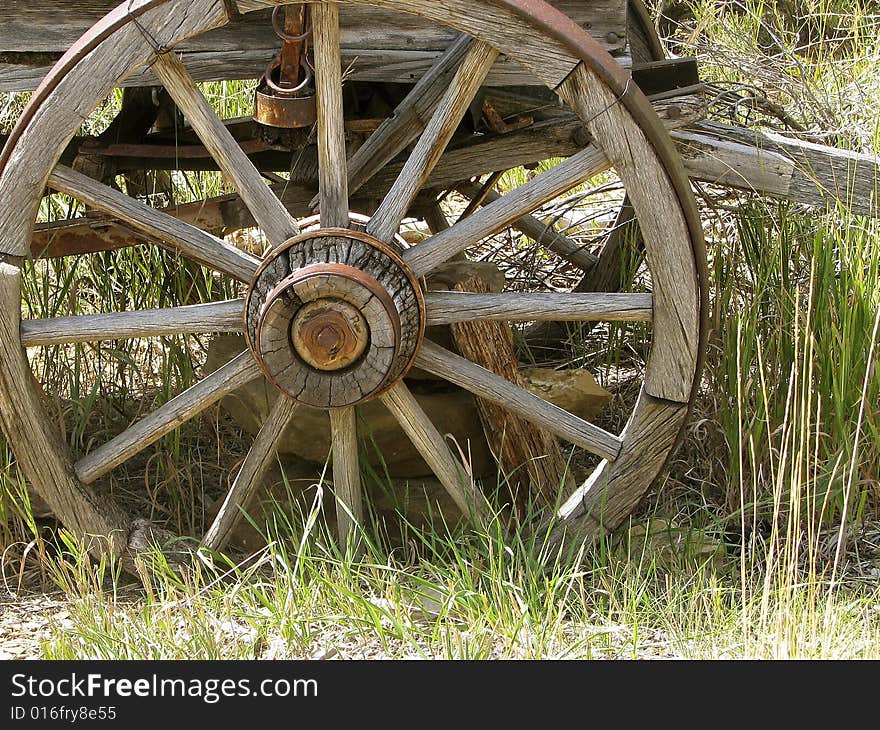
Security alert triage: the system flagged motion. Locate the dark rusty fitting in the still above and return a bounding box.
[263,54,313,96]
[272,5,313,42]
[291,300,369,372]
[254,86,317,129]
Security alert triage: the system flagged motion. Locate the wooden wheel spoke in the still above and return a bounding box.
[75,351,261,484]
[424,292,653,326]
[313,2,349,228]
[151,52,299,247]
[456,182,598,269]
[21,299,244,347]
[415,340,622,462]
[404,146,611,277]
[380,382,487,521]
[202,395,299,551]
[345,34,476,195]
[330,407,362,552]
[48,165,259,281]
[366,40,499,243]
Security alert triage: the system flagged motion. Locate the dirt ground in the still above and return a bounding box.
[0,593,72,659]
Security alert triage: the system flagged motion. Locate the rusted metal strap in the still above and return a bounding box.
[221,0,243,22]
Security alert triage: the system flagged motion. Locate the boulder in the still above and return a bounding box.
[207,334,612,478]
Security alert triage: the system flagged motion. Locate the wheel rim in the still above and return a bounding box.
[0,0,706,557]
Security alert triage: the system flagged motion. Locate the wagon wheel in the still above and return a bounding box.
[0,0,706,561]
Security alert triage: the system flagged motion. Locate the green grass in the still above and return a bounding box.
[1,1,880,659]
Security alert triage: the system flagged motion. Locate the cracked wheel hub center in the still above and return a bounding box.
[245,226,424,408]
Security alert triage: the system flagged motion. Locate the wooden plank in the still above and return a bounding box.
[48,165,260,280]
[0,2,628,55]
[21,299,244,347]
[313,2,350,229]
[671,129,794,198]
[424,292,653,325]
[202,395,298,551]
[75,351,261,484]
[380,382,487,520]
[0,261,132,558]
[367,40,498,243]
[415,339,622,462]
[0,47,634,92]
[151,51,299,247]
[677,121,880,217]
[329,406,363,553]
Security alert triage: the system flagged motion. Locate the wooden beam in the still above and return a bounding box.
[676,121,880,217]
[0,2,628,54]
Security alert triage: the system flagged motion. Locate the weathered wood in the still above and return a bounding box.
[446,274,576,504]
[48,165,260,280]
[21,299,244,347]
[345,34,475,196]
[235,0,613,88]
[0,2,628,54]
[202,395,298,551]
[672,128,793,198]
[0,47,634,93]
[405,145,612,277]
[557,63,700,404]
[247,232,420,408]
[75,351,262,484]
[330,406,363,552]
[367,41,499,243]
[27,92,707,260]
[424,291,653,325]
[455,183,598,269]
[380,381,487,520]
[0,0,225,259]
[0,0,631,92]
[415,339,622,462]
[676,121,880,217]
[151,51,299,247]
[313,3,350,229]
[0,261,131,558]
[548,391,687,546]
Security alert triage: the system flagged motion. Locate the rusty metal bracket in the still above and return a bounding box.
[254,4,318,129]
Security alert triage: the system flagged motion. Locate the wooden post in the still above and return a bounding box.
[443,268,576,505]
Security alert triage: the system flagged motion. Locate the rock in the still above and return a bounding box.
[206,334,612,480]
[518,367,611,421]
[206,335,495,477]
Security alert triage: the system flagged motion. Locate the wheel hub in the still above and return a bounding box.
[245,225,424,408]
